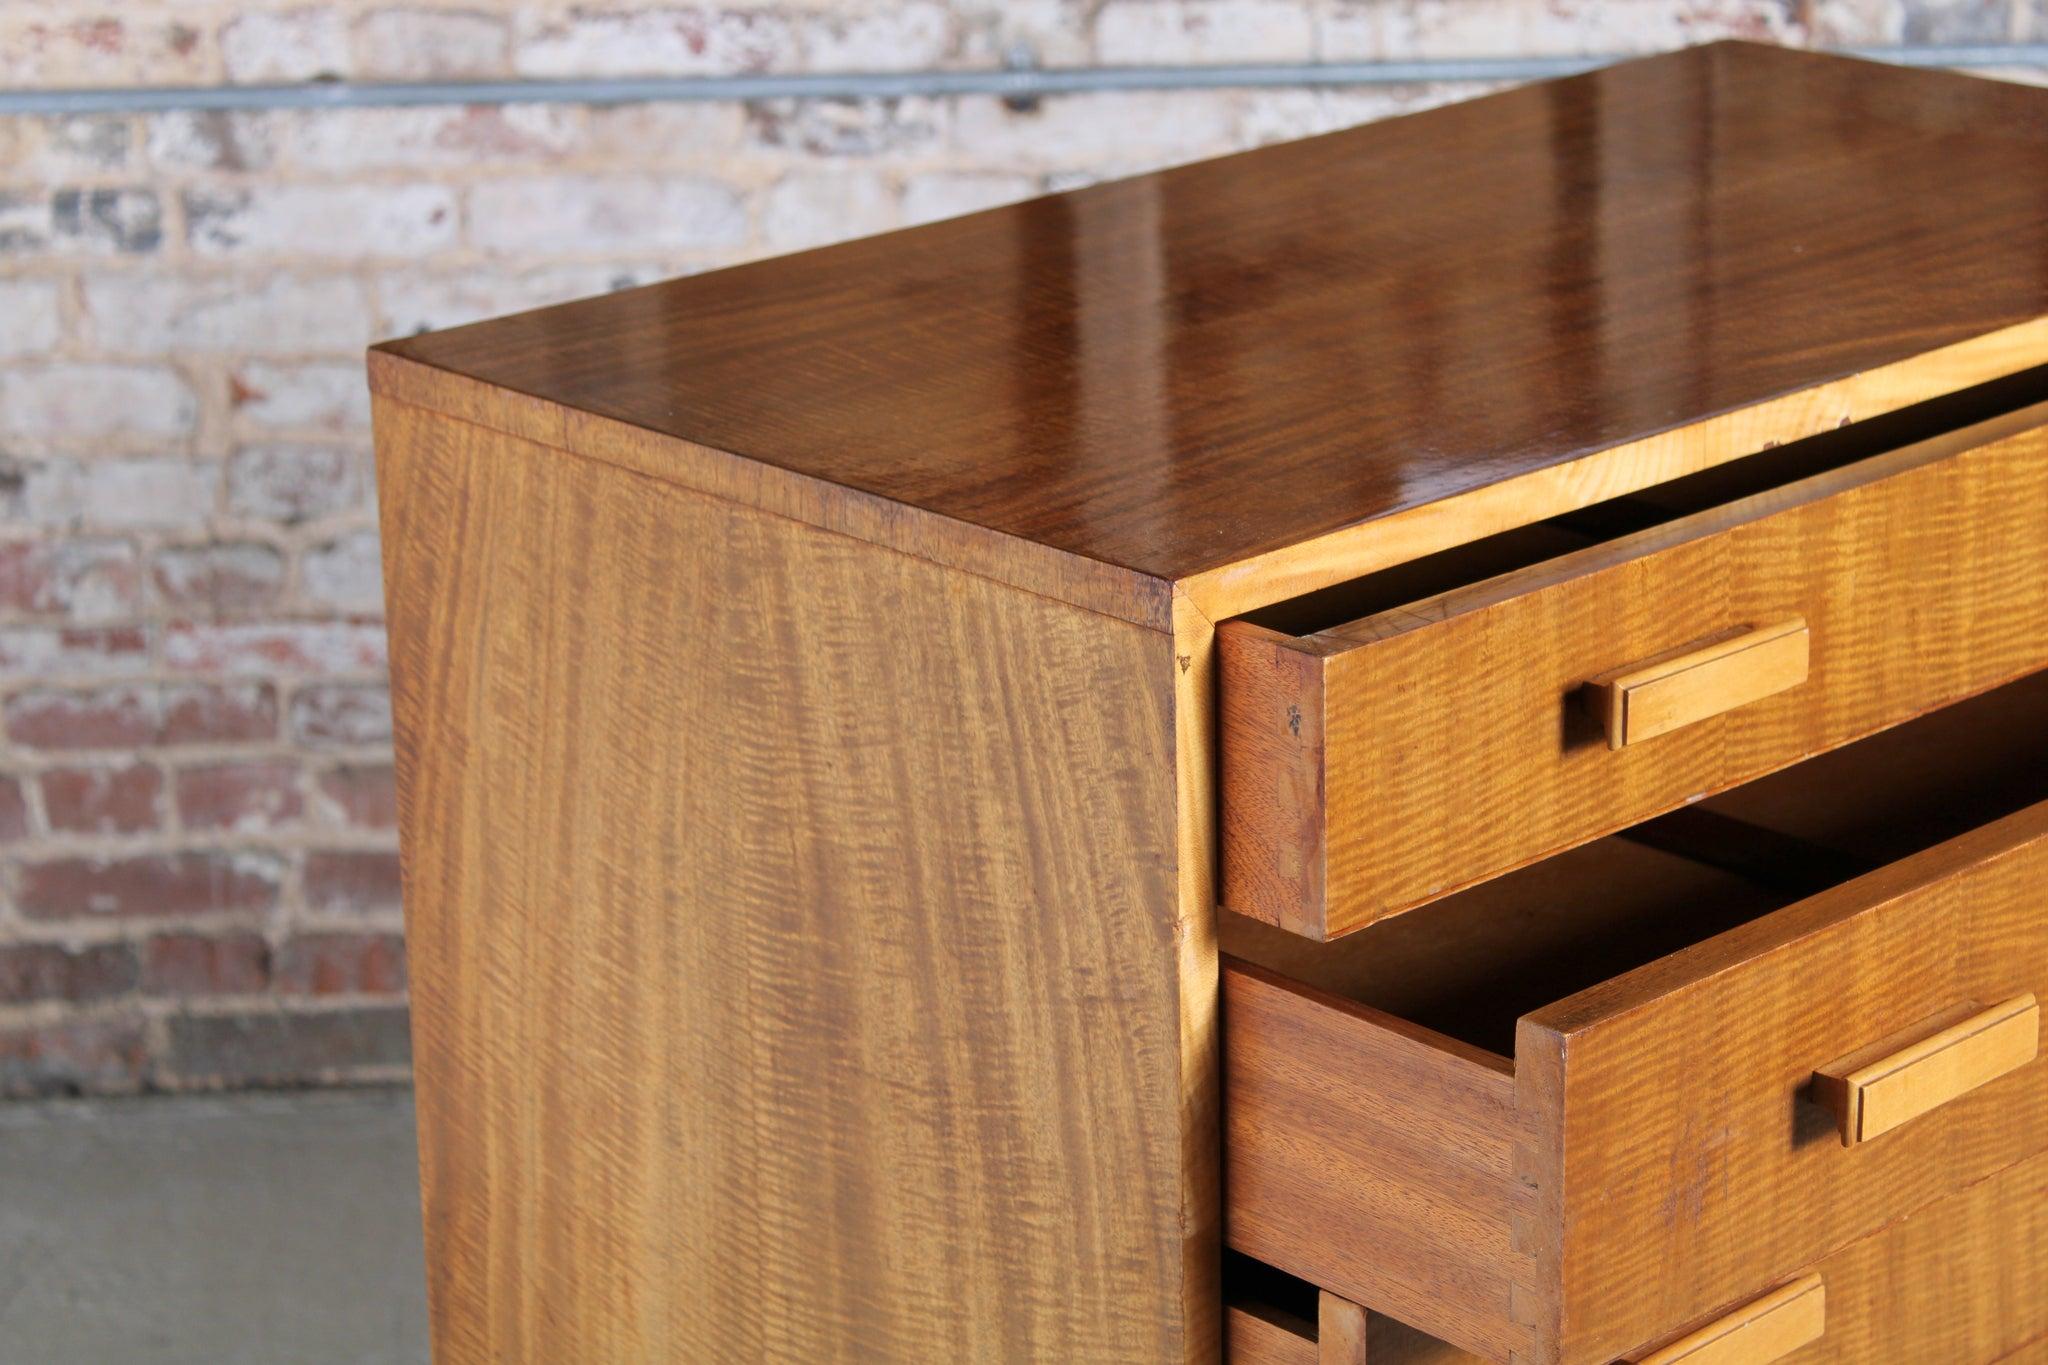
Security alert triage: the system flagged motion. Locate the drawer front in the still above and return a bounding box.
[1785,1148,2048,1364]
[1523,801,2048,1363]
[1228,1142,2048,1365]
[1220,407,2048,940]
[1226,800,2048,1365]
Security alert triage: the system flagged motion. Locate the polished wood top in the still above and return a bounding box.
[377,42,2048,584]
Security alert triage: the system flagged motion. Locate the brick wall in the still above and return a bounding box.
[1,1,2041,1097]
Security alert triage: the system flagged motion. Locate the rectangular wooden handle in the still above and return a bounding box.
[1811,994,2038,1146]
[1627,1275,1825,1365]
[1586,619,1809,749]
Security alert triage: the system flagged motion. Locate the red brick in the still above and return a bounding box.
[0,624,150,674]
[7,681,281,749]
[142,931,270,996]
[160,680,278,744]
[288,682,390,747]
[275,932,405,996]
[150,541,286,613]
[6,684,154,749]
[0,773,27,841]
[17,850,284,920]
[313,763,396,829]
[0,942,138,1004]
[164,620,386,674]
[0,537,142,618]
[161,1006,410,1088]
[0,1016,150,1097]
[175,759,302,832]
[301,848,402,915]
[41,761,163,834]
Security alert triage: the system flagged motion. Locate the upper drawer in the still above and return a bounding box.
[1223,670,2048,1365]
[1220,391,2048,940]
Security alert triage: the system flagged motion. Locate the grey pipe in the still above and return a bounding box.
[0,45,2042,117]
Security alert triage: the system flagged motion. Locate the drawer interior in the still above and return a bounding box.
[1222,667,2048,1059]
[1240,364,2048,640]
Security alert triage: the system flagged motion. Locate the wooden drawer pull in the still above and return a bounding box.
[1812,994,2039,1146]
[1626,1275,1825,1365]
[1586,619,1809,749]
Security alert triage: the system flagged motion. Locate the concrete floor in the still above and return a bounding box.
[0,1088,428,1364]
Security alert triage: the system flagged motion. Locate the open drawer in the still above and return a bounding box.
[1225,1144,2048,1365]
[1222,670,2048,1364]
[1220,377,2048,939]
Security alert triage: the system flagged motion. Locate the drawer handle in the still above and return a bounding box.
[1626,1275,1825,1365]
[1586,619,1809,750]
[1811,994,2038,1146]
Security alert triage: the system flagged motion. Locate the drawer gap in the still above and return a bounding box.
[1223,667,2048,1060]
[1241,362,2048,640]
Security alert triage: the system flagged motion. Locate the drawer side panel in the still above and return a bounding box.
[1223,960,1530,1360]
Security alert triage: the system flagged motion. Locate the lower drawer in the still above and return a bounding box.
[1226,1146,2048,1364]
[1223,670,2048,1364]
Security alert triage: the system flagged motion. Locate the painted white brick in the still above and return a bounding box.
[144,110,281,173]
[1806,0,1905,43]
[955,0,1095,68]
[0,16,210,87]
[299,529,385,612]
[0,116,135,179]
[951,91,1241,172]
[8,459,87,527]
[0,364,198,444]
[762,171,899,251]
[902,171,1037,226]
[1384,0,1798,58]
[1904,0,2015,42]
[187,184,458,258]
[83,274,376,355]
[276,105,580,173]
[354,9,512,79]
[580,102,748,159]
[1095,0,1316,64]
[376,265,668,338]
[221,9,350,83]
[0,279,63,358]
[224,445,364,524]
[230,362,372,432]
[800,3,956,71]
[80,457,217,529]
[1240,83,1478,143]
[516,9,799,78]
[745,97,949,158]
[468,175,747,253]
[1317,2,1392,60]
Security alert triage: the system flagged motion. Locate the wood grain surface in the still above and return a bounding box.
[1221,402,2048,938]
[1226,1171,2048,1365]
[1226,680,2048,1364]
[1222,961,1531,1361]
[1522,799,2048,1363]
[1625,1277,1824,1365]
[374,43,2048,588]
[375,397,1213,1361]
[1777,1147,2048,1364]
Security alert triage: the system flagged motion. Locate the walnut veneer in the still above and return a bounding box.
[372,41,2048,1364]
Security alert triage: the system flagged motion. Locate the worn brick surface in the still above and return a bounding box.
[142,930,271,996]
[0,3,2030,1094]
[41,762,165,835]
[275,932,407,996]
[302,850,404,917]
[17,851,285,920]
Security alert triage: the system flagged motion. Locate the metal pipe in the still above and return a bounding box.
[0,45,2043,117]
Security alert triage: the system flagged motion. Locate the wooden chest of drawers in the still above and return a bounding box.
[370,40,2048,1364]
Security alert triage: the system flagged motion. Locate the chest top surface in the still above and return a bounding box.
[376,41,2048,584]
